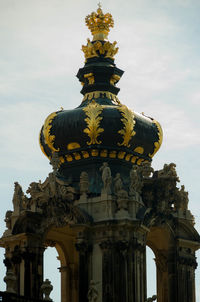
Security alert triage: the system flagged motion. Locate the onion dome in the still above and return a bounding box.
[39,5,163,187]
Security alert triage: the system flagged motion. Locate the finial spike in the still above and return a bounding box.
[98,2,102,9]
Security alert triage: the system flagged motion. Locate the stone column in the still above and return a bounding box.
[99,238,147,302]
[21,245,44,299]
[76,240,92,302]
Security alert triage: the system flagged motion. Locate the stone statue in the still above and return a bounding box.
[12,182,24,214]
[100,162,112,194]
[80,171,89,195]
[129,165,143,199]
[4,211,12,230]
[140,162,154,178]
[114,173,123,195]
[146,295,157,302]
[87,280,99,302]
[174,185,189,211]
[117,189,129,211]
[3,211,13,237]
[50,152,60,173]
[41,279,53,301]
[158,163,179,180]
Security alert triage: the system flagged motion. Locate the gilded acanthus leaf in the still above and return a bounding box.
[149,120,163,158]
[83,100,104,145]
[43,112,59,152]
[117,105,136,147]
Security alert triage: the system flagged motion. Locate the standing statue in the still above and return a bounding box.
[87,280,99,302]
[114,173,123,195]
[129,165,144,201]
[174,185,189,211]
[100,162,112,194]
[12,182,24,214]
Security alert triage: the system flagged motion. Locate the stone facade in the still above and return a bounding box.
[0,162,199,302]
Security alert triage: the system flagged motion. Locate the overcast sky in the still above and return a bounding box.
[0,0,200,301]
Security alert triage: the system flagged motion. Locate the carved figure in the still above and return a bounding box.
[50,152,60,173]
[3,211,13,236]
[140,162,154,178]
[117,189,129,210]
[41,279,53,301]
[80,171,89,195]
[159,163,179,180]
[174,185,189,211]
[129,165,143,199]
[114,173,123,195]
[100,162,112,194]
[12,182,24,213]
[87,280,99,302]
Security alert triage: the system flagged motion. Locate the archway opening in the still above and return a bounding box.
[44,247,61,302]
[146,246,157,300]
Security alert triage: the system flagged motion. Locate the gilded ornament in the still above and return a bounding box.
[59,157,65,164]
[100,150,107,157]
[73,152,81,160]
[134,147,144,154]
[85,5,114,41]
[84,73,95,85]
[66,154,73,162]
[149,120,163,158]
[39,129,49,159]
[131,156,138,164]
[67,142,81,150]
[82,91,121,105]
[117,105,136,147]
[109,151,117,158]
[82,39,119,61]
[82,38,98,61]
[43,112,59,152]
[81,151,90,158]
[125,154,132,161]
[110,74,121,86]
[118,151,126,159]
[83,100,104,145]
[91,149,99,156]
[137,158,145,165]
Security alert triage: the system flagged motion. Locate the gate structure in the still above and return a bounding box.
[1,5,199,302]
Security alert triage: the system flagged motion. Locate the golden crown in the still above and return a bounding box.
[85,4,114,41]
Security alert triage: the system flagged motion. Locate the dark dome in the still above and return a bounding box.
[39,5,163,183]
[39,96,162,166]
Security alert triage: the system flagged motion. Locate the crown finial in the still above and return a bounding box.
[85,5,114,41]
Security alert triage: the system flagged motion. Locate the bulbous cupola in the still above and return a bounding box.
[39,5,163,191]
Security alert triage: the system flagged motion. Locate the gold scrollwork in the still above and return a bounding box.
[82,91,121,105]
[39,128,49,159]
[149,120,163,158]
[83,100,104,145]
[43,112,59,152]
[117,105,136,147]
